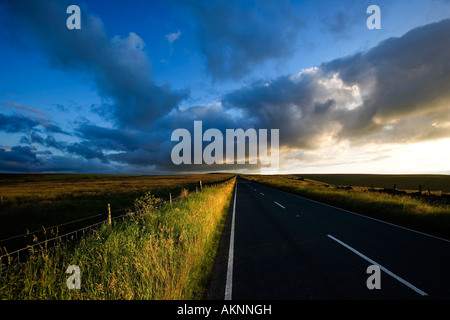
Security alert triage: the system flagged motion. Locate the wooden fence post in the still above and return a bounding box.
[107,203,111,226]
[169,193,172,205]
[199,180,202,191]
[419,185,422,195]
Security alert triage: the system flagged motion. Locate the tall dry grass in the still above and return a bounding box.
[0,173,233,250]
[0,177,235,300]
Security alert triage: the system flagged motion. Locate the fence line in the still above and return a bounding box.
[0,213,104,244]
[0,184,195,244]
[0,177,235,267]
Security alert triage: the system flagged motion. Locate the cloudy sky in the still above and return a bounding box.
[0,0,449,174]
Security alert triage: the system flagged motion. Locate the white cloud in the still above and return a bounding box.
[165,30,181,44]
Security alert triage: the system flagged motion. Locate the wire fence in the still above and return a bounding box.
[0,177,234,268]
[0,209,125,266]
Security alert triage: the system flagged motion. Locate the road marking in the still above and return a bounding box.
[259,181,450,243]
[248,179,450,243]
[260,192,264,196]
[274,201,285,209]
[327,234,428,296]
[225,180,238,300]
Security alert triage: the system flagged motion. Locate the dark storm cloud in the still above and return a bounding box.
[71,105,243,170]
[0,112,69,135]
[222,18,450,150]
[19,130,108,164]
[0,146,41,172]
[75,124,152,152]
[323,18,450,142]
[29,131,45,145]
[73,103,272,172]
[39,121,68,135]
[158,103,243,133]
[2,4,449,173]
[0,143,121,173]
[0,113,39,133]
[1,0,188,128]
[71,18,450,170]
[177,0,304,80]
[66,142,108,163]
[109,148,159,166]
[44,135,66,150]
[33,155,107,173]
[222,70,351,150]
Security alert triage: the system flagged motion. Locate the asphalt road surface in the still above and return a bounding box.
[206,176,450,300]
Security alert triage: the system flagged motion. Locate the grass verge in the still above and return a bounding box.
[0,177,235,300]
[0,173,233,253]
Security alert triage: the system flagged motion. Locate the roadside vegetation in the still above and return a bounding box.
[0,177,235,299]
[243,174,450,240]
[0,173,233,251]
[293,174,450,193]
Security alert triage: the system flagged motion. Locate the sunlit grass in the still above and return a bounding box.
[293,174,450,193]
[0,177,235,300]
[0,173,234,244]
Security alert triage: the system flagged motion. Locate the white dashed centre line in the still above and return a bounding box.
[274,201,285,209]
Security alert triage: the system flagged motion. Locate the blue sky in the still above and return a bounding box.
[0,0,450,174]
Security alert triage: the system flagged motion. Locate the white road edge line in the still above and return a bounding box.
[225,179,238,300]
[274,201,285,209]
[327,234,428,297]
[252,181,450,244]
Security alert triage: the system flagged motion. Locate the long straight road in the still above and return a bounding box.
[208,176,450,300]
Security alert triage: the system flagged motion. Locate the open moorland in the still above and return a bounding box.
[0,173,234,252]
[293,174,450,193]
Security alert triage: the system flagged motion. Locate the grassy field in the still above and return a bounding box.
[0,177,235,299]
[293,174,450,193]
[243,174,450,240]
[0,173,234,251]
